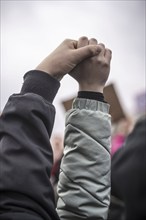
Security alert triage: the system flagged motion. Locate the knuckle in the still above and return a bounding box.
[98,43,105,48]
[79,36,88,41]
[90,38,97,42]
[87,46,96,55]
[97,59,109,68]
[63,39,77,48]
[103,61,109,68]
[106,48,112,55]
[63,38,71,43]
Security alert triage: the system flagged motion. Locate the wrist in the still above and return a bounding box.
[79,84,104,93]
[35,57,64,81]
[35,66,63,81]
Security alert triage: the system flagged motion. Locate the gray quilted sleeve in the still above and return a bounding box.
[57,98,111,220]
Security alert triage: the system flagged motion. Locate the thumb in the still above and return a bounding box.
[74,45,102,63]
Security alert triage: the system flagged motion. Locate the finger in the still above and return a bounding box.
[74,45,102,63]
[89,38,98,45]
[63,38,77,49]
[77,36,89,48]
[104,48,112,63]
[98,43,106,57]
[72,40,78,49]
[98,43,105,49]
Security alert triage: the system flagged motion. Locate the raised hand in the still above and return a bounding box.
[69,36,112,92]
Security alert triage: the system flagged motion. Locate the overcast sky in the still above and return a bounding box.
[1,0,145,134]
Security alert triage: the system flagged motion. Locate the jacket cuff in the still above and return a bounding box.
[21,70,60,103]
[78,91,106,103]
[73,98,110,113]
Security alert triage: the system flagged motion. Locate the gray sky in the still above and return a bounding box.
[1,0,145,134]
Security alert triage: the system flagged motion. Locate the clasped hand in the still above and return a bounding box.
[36,36,112,92]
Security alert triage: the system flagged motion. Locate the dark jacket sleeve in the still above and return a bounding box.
[110,116,146,220]
[0,71,60,220]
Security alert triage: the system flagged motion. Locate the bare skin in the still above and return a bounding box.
[36,36,112,92]
[69,36,112,93]
[36,38,102,81]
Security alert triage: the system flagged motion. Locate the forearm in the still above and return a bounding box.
[57,97,111,220]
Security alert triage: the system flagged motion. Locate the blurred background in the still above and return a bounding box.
[1,0,145,136]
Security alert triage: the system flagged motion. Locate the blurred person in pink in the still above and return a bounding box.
[111,117,133,156]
